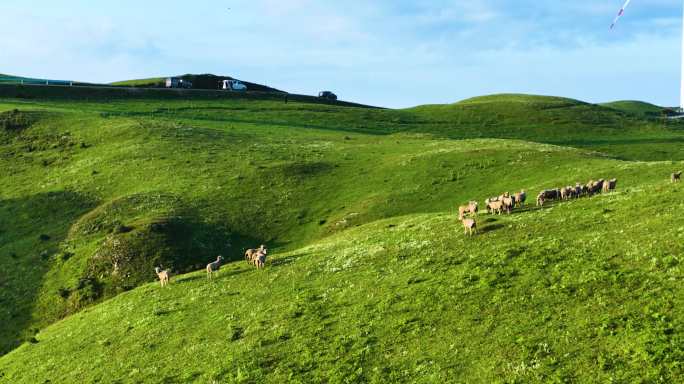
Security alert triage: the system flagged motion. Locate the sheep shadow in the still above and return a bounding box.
[480,223,506,233]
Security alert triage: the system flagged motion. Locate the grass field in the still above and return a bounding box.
[0,87,683,382]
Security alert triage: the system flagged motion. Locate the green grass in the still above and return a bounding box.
[0,89,683,382]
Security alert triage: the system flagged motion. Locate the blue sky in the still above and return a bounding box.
[1,0,682,108]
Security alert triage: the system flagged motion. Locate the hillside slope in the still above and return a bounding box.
[0,174,682,382]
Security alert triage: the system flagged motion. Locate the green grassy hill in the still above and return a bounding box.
[0,90,683,382]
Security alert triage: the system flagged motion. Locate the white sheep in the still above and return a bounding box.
[206,255,224,279]
[154,267,170,287]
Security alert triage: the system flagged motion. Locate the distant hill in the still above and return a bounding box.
[600,100,666,117]
[111,73,284,93]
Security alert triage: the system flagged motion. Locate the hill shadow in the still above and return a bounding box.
[0,190,98,355]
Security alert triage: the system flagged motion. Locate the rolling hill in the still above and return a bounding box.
[0,89,683,382]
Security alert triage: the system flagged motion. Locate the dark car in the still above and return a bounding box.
[318,91,337,100]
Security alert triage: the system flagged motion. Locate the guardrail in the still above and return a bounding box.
[0,76,74,86]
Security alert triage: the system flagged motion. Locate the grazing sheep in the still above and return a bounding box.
[461,218,477,236]
[487,200,504,215]
[458,201,479,219]
[154,267,170,288]
[536,193,545,207]
[560,187,569,200]
[514,190,527,208]
[672,171,682,183]
[206,255,224,280]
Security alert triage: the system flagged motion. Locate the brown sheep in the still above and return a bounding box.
[461,218,477,236]
[672,171,682,183]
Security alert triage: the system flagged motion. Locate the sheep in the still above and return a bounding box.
[501,195,515,214]
[154,267,170,287]
[560,187,569,200]
[206,255,224,280]
[484,196,500,213]
[574,183,583,198]
[514,190,527,208]
[458,201,479,219]
[254,249,268,269]
[595,179,605,194]
[244,245,267,264]
[487,200,504,215]
[602,178,617,193]
[461,218,477,236]
[672,171,682,183]
[537,189,560,207]
[587,180,604,195]
[539,189,559,201]
[245,249,256,262]
[252,245,268,267]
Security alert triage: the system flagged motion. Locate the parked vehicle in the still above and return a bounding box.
[220,79,247,91]
[165,77,192,89]
[318,91,337,100]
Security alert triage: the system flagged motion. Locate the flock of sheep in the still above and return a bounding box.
[458,177,620,236]
[458,171,684,236]
[153,245,269,287]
